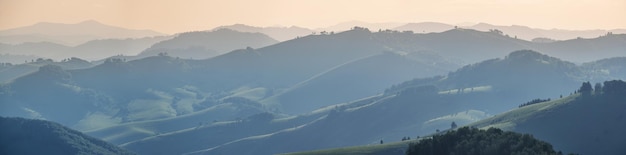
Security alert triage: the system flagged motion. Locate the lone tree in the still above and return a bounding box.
[451,121,458,129]
[594,83,603,94]
[579,81,593,95]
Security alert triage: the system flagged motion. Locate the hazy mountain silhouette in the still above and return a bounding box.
[0,36,170,61]
[0,20,165,46]
[214,24,314,41]
[533,33,626,63]
[138,29,278,59]
[466,22,626,41]
[0,117,135,155]
[393,22,456,33]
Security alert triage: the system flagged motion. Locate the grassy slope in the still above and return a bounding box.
[280,94,579,155]
[467,94,579,130]
[280,140,414,155]
[124,96,385,155]
[85,102,264,144]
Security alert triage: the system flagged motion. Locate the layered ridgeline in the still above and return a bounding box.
[0,36,170,62]
[2,23,625,65]
[213,24,315,42]
[0,20,164,46]
[0,28,278,63]
[0,28,464,130]
[0,28,625,155]
[137,29,279,59]
[0,117,134,155]
[123,51,617,155]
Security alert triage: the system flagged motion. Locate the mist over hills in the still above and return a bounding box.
[2,20,625,64]
[0,36,170,61]
[1,27,624,129]
[0,21,625,155]
[0,20,165,46]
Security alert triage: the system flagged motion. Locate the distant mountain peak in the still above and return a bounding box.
[0,20,165,46]
[77,20,104,25]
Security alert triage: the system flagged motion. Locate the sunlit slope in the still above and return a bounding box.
[469,81,626,154]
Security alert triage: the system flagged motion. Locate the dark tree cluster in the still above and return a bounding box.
[602,80,626,97]
[402,136,412,141]
[406,127,565,155]
[519,98,551,108]
[0,62,13,67]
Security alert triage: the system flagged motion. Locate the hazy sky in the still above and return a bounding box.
[1,0,625,34]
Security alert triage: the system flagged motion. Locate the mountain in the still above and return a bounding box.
[0,20,166,46]
[0,117,135,155]
[533,33,626,63]
[214,24,315,41]
[469,80,626,155]
[393,22,456,33]
[466,22,626,41]
[138,29,279,59]
[0,36,170,61]
[380,28,626,63]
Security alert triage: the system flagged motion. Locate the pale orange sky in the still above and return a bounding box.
[1,0,625,34]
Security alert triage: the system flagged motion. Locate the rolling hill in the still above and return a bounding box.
[0,117,135,155]
[138,29,279,59]
[469,80,626,155]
